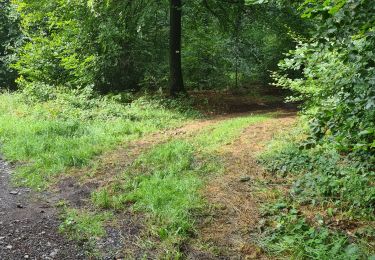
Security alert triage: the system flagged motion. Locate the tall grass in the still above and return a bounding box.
[0,86,198,189]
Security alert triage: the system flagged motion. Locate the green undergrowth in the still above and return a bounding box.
[90,113,273,258]
[0,85,200,189]
[260,203,371,260]
[258,122,375,259]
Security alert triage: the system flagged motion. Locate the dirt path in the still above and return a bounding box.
[0,109,296,259]
[0,158,85,260]
[185,113,296,259]
[0,114,248,259]
[54,114,241,207]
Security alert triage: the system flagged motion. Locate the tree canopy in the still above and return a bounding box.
[1,0,303,93]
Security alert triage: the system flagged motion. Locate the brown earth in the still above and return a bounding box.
[0,158,86,260]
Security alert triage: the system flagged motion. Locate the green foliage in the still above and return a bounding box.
[10,0,303,92]
[261,1,375,257]
[183,1,305,89]
[12,0,171,91]
[0,86,198,189]
[259,125,374,258]
[274,0,375,160]
[261,133,375,220]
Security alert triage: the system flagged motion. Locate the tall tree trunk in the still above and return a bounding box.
[169,0,184,96]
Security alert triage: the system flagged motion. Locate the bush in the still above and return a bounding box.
[273,0,375,161]
[261,204,369,260]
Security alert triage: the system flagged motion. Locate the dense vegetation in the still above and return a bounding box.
[258,0,375,258]
[1,0,302,92]
[0,0,373,258]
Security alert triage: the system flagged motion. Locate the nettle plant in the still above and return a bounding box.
[273,0,375,161]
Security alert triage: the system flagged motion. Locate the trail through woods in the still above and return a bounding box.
[0,106,296,259]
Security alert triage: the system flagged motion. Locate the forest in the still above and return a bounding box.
[0,0,374,259]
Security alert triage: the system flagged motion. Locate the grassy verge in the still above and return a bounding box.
[87,113,273,258]
[0,86,199,189]
[257,123,375,259]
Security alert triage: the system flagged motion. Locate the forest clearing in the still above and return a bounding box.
[0,0,374,259]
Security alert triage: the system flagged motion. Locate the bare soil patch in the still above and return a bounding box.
[190,88,295,115]
[0,158,85,260]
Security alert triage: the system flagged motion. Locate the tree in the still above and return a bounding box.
[169,0,185,96]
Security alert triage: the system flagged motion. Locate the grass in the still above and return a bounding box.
[91,113,274,257]
[0,87,199,189]
[92,140,206,242]
[196,114,271,151]
[59,206,112,242]
[0,85,276,257]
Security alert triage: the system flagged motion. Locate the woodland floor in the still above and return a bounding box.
[0,91,296,259]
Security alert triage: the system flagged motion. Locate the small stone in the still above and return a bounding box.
[16,203,23,208]
[24,255,29,259]
[9,190,18,195]
[240,176,251,182]
[6,245,12,249]
[50,248,59,257]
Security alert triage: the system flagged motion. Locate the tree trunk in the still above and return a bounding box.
[169,0,184,96]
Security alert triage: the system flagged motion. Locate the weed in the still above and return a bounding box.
[260,136,375,219]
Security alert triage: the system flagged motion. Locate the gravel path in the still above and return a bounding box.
[0,158,85,260]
